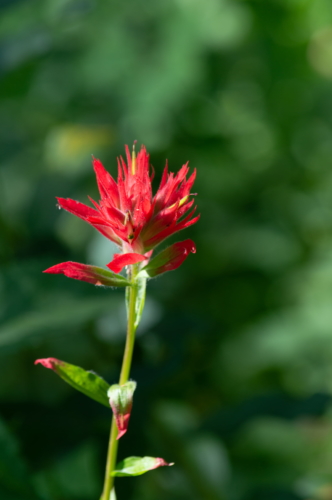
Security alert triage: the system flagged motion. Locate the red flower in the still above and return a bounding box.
[44,145,199,283]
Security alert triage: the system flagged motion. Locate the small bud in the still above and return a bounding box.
[108,381,137,439]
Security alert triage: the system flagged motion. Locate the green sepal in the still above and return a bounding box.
[35,358,110,407]
[111,456,174,477]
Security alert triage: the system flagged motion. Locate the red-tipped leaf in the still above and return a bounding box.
[35,358,110,407]
[140,239,196,278]
[44,262,131,287]
[112,456,174,477]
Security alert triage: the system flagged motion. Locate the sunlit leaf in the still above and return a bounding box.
[35,358,110,407]
[111,456,174,477]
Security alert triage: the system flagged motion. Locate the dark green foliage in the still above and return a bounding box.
[1,0,332,499]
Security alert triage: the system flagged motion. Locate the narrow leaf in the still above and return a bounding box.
[134,276,146,329]
[108,381,136,439]
[112,456,174,477]
[125,276,146,330]
[35,358,110,407]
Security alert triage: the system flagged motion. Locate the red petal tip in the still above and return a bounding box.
[107,253,146,274]
[34,357,59,370]
[116,429,127,440]
[153,458,174,469]
[43,264,63,274]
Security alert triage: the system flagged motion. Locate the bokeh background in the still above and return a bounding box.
[2,0,332,499]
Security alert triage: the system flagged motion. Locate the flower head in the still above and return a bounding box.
[45,145,199,282]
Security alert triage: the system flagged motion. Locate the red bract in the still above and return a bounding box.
[44,262,131,286]
[45,145,199,281]
[106,253,146,274]
[140,239,195,278]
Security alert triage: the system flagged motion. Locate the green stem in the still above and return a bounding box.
[100,265,144,500]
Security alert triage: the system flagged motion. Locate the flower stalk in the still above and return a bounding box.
[101,264,145,500]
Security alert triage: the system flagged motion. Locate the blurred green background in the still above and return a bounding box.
[2,0,332,499]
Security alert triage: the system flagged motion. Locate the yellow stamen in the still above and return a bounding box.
[168,195,189,210]
[131,142,137,175]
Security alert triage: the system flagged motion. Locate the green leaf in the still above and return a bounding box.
[111,456,174,477]
[35,358,110,407]
[88,265,132,287]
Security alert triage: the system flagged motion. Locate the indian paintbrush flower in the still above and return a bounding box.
[38,144,199,499]
[44,144,199,283]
